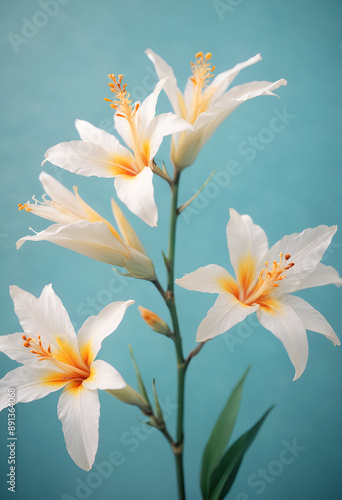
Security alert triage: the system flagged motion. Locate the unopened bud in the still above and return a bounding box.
[138,306,172,337]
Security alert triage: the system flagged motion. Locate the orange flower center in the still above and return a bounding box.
[244,253,295,305]
[23,334,90,381]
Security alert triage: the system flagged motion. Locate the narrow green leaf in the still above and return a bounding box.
[128,345,151,408]
[201,366,251,499]
[152,379,164,422]
[208,406,275,500]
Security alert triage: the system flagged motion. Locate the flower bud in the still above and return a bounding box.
[106,385,152,415]
[138,306,172,336]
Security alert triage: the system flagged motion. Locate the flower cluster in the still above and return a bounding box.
[0,48,340,478]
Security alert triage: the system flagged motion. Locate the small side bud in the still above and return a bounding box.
[106,385,152,415]
[138,306,172,337]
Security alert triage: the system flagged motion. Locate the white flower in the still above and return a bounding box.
[146,50,287,170]
[43,78,192,226]
[176,209,341,380]
[17,172,156,280]
[0,285,134,470]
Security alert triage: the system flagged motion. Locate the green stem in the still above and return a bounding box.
[154,169,186,500]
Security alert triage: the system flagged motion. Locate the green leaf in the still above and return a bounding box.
[208,406,275,500]
[152,379,164,423]
[201,366,250,499]
[128,345,151,408]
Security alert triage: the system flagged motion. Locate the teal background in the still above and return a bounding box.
[0,0,341,499]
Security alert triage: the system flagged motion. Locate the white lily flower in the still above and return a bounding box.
[17,172,156,280]
[146,49,287,169]
[0,285,134,470]
[176,209,341,380]
[42,78,192,227]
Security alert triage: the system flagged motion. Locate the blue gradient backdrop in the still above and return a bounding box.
[1,1,341,499]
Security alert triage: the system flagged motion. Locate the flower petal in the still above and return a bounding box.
[226,209,269,294]
[145,49,184,117]
[9,285,77,351]
[111,199,147,255]
[57,383,100,470]
[186,79,287,156]
[196,293,258,342]
[0,366,69,411]
[295,263,342,291]
[136,78,167,134]
[44,140,136,178]
[176,264,239,296]
[0,332,43,366]
[281,294,340,346]
[75,119,130,155]
[257,298,308,380]
[77,300,134,366]
[208,53,263,102]
[17,221,128,267]
[114,167,158,227]
[83,360,126,391]
[39,171,85,218]
[264,225,338,293]
[123,248,156,281]
[146,112,193,158]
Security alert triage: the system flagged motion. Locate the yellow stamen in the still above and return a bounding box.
[23,336,90,379]
[244,253,295,305]
[188,51,216,124]
[105,74,146,171]
[18,203,32,212]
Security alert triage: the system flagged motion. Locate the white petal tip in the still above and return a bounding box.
[41,158,48,167]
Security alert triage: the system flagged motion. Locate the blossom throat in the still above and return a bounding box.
[243,253,295,305]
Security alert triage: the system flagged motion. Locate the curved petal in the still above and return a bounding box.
[77,300,134,366]
[208,53,262,102]
[189,79,287,153]
[295,263,342,291]
[114,167,158,227]
[0,332,43,366]
[0,366,69,411]
[281,294,340,346]
[145,49,184,117]
[146,112,193,158]
[176,264,239,296]
[114,114,135,152]
[124,248,156,281]
[16,221,128,267]
[83,360,126,391]
[196,293,258,342]
[39,172,85,218]
[136,78,167,134]
[57,383,100,470]
[257,298,308,380]
[9,285,77,351]
[43,140,127,178]
[226,209,269,295]
[264,225,338,293]
[111,199,146,255]
[75,119,131,156]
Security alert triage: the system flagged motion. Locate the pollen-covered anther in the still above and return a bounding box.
[190,51,215,88]
[18,203,32,212]
[23,335,51,360]
[104,73,137,120]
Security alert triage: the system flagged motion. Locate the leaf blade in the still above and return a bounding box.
[208,405,275,500]
[200,366,250,498]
